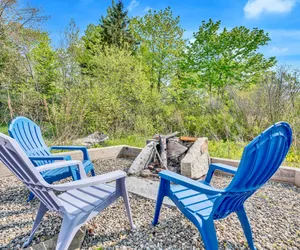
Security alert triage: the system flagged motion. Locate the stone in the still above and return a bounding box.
[141,169,152,177]
[295,169,300,187]
[30,226,86,250]
[280,168,295,178]
[146,139,159,145]
[181,138,209,179]
[128,141,157,175]
[74,132,108,147]
[167,140,188,158]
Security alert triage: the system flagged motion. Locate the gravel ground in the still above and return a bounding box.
[0,158,299,250]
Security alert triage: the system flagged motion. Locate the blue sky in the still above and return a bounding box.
[25,0,300,67]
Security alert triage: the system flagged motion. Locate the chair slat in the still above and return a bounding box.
[153,122,293,250]
[8,117,96,200]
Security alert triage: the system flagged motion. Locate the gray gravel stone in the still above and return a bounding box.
[0,158,299,250]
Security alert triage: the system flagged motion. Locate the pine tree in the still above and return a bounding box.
[100,0,135,49]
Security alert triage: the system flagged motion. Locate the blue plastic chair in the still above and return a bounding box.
[8,116,96,201]
[153,122,292,250]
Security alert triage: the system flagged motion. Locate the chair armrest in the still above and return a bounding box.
[29,156,69,161]
[35,160,87,179]
[159,170,224,195]
[50,146,90,161]
[205,163,237,184]
[49,170,126,191]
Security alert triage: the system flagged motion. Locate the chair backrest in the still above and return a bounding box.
[8,116,51,166]
[0,132,61,211]
[213,122,292,219]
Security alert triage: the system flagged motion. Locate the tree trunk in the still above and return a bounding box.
[43,96,51,121]
[7,91,14,119]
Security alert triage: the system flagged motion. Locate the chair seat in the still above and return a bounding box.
[171,184,219,219]
[58,183,116,215]
[41,160,94,183]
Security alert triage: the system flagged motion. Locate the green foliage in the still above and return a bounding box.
[100,0,136,49]
[210,140,300,168]
[103,135,149,148]
[51,45,167,139]
[131,7,186,90]
[209,140,245,160]
[29,32,58,97]
[1,1,300,168]
[181,19,276,95]
[57,19,82,90]
[0,124,7,135]
[80,0,136,76]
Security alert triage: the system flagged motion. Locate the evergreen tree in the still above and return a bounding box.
[100,0,135,49]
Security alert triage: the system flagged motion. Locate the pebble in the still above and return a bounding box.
[0,158,299,249]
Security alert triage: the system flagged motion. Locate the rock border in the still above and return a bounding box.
[0,145,299,187]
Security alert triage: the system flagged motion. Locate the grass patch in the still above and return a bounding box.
[103,135,149,148]
[210,140,300,168]
[0,124,8,135]
[92,135,300,168]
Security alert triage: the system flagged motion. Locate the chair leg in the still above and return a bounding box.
[236,206,256,250]
[118,178,136,229]
[152,178,169,226]
[90,168,96,176]
[197,218,219,250]
[56,215,82,250]
[27,191,35,202]
[22,203,48,248]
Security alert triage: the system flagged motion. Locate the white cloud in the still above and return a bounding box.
[261,29,300,57]
[144,6,152,12]
[270,46,289,53]
[128,0,139,12]
[244,0,297,18]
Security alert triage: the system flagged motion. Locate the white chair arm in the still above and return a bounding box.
[35,160,87,179]
[48,170,127,191]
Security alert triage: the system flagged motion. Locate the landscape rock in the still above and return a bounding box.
[167,139,188,158]
[128,141,157,175]
[74,132,108,147]
[181,138,209,179]
[140,169,152,178]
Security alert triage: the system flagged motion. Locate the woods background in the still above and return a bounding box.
[1,0,300,166]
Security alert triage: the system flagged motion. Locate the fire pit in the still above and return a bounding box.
[128,133,210,179]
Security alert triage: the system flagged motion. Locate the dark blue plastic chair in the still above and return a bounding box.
[8,116,95,201]
[153,122,292,250]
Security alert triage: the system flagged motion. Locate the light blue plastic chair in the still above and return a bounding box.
[153,122,292,250]
[0,132,135,250]
[8,116,95,201]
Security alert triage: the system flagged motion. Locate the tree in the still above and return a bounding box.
[79,24,103,75]
[181,19,276,97]
[29,32,58,97]
[0,0,47,120]
[131,7,186,90]
[79,1,136,76]
[57,19,82,89]
[100,0,135,49]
